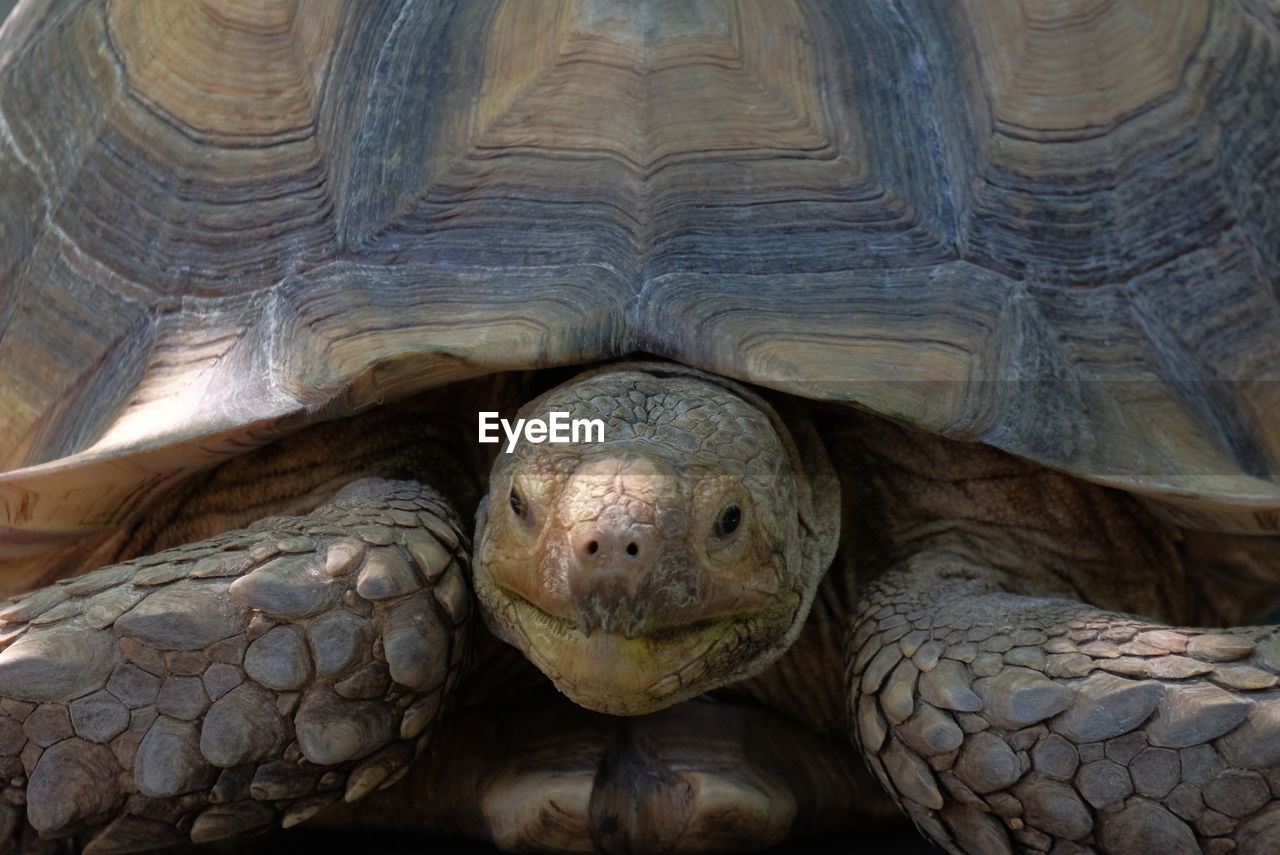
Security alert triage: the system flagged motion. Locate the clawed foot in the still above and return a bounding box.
[0,479,469,853]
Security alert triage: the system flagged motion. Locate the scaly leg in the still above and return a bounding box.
[830,412,1280,854]
[0,478,470,854]
[850,554,1280,854]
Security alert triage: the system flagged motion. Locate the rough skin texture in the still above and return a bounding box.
[830,409,1280,854]
[1,367,1278,854]
[0,481,470,853]
[474,366,840,715]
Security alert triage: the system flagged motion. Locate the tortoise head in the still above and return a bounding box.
[474,365,839,715]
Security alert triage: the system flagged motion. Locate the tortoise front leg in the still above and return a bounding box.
[0,478,469,853]
[849,554,1280,854]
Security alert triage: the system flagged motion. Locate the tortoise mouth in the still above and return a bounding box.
[497,581,730,642]
[477,570,797,716]
[505,592,743,715]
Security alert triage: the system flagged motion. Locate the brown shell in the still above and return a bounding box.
[1,0,1278,558]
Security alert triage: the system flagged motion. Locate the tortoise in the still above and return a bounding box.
[1,0,1280,853]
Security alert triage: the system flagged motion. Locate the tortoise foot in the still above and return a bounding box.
[0,479,470,853]
[850,556,1280,855]
[319,694,872,854]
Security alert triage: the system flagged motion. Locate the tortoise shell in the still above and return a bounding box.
[1,0,1278,569]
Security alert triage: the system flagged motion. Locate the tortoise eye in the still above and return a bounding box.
[509,488,526,519]
[718,504,741,535]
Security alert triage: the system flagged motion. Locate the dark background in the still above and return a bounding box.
[189,826,943,855]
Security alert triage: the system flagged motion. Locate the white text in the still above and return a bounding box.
[478,412,606,453]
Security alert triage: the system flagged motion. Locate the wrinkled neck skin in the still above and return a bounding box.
[473,364,839,715]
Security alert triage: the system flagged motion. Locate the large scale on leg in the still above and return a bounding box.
[1,0,1279,853]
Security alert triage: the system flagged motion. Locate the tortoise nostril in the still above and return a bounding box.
[575,532,649,563]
